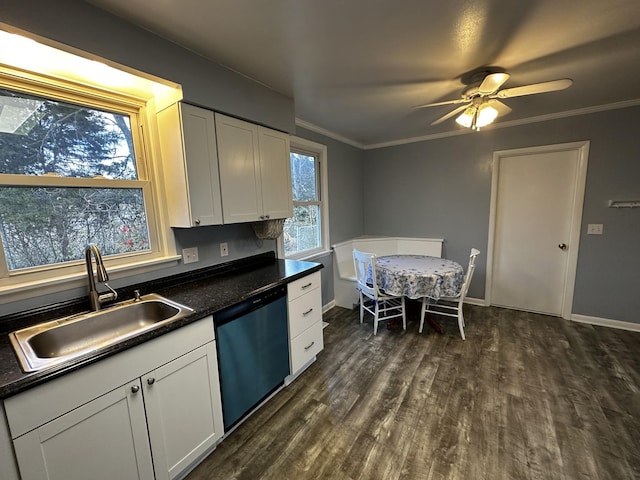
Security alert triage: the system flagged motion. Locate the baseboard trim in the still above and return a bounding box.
[322,300,336,313]
[571,314,640,332]
[464,297,486,306]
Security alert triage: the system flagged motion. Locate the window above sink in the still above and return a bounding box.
[0,29,183,303]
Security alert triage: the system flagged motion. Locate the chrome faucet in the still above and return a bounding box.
[85,244,118,311]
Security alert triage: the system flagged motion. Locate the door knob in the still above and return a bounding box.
[558,243,567,250]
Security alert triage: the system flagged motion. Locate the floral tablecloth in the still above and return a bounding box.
[367,255,464,300]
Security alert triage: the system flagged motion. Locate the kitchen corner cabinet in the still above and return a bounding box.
[4,317,223,480]
[157,103,223,227]
[215,113,293,224]
[286,271,324,379]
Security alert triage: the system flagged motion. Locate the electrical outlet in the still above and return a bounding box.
[182,247,199,264]
[587,224,604,235]
[220,242,229,257]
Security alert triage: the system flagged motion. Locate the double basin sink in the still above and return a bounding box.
[10,293,194,373]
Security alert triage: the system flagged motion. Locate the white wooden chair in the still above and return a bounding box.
[419,248,480,340]
[353,249,406,335]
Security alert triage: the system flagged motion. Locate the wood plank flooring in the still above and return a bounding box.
[186,304,640,480]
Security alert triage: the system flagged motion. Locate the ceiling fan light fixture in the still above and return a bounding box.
[455,106,476,128]
[476,103,498,128]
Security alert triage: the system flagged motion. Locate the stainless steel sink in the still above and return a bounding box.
[10,293,194,373]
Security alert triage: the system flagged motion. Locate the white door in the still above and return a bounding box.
[180,104,223,226]
[215,113,262,223]
[488,142,589,317]
[13,380,154,480]
[258,126,293,219]
[143,343,224,480]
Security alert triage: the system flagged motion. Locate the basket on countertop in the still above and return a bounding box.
[251,218,285,239]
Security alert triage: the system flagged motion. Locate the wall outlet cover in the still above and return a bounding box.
[220,242,229,257]
[587,224,604,235]
[182,247,199,263]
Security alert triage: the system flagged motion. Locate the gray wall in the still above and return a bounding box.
[363,106,640,324]
[295,127,366,245]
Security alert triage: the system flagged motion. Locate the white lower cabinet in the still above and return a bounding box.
[4,317,223,480]
[144,342,222,480]
[287,272,324,378]
[13,379,155,480]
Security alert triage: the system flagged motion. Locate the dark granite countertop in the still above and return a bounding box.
[0,252,322,399]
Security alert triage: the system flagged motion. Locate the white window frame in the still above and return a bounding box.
[0,70,179,303]
[278,136,329,260]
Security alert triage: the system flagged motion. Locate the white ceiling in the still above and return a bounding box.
[85,0,640,147]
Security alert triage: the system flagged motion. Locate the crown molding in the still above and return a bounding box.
[294,118,365,149]
[297,98,640,151]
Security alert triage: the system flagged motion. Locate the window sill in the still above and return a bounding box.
[287,249,332,262]
[0,254,181,304]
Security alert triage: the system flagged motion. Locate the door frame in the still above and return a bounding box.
[485,141,590,319]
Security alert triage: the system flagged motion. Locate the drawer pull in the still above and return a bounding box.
[302,308,313,316]
[147,378,155,386]
[301,282,313,290]
[131,385,140,394]
[304,341,315,351]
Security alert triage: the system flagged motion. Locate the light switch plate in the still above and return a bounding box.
[182,247,199,263]
[587,224,603,235]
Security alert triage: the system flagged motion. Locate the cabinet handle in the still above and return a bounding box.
[147,378,155,386]
[301,282,312,290]
[131,385,140,394]
[265,215,270,219]
[302,308,313,316]
[194,218,201,225]
[304,341,315,351]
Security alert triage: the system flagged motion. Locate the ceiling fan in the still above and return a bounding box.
[414,71,573,130]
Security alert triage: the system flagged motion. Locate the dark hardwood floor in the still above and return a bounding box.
[186,303,640,480]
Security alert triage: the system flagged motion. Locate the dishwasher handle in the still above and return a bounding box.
[213,285,287,327]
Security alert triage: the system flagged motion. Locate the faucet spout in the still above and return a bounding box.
[85,244,117,311]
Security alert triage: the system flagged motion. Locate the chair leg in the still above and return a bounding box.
[457,301,466,340]
[359,292,364,324]
[418,297,427,333]
[373,299,379,335]
[401,297,407,330]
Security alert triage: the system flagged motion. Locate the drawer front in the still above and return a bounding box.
[288,290,322,338]
[290,322,324,374]
[287,271,321,302]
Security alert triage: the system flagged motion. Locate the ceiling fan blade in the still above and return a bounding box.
[478,72,510,95]
[413,98,467,109]
[430,104,470,125]
[495,78,573,99]
[488,99,512,116]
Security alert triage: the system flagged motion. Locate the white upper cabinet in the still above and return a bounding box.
[215,113,293,224]
[157,103,223,227]
[259,127,295,220]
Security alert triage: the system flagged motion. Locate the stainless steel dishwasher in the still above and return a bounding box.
[213,285,290,431]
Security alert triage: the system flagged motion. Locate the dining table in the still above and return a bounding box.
[367,254,464,332]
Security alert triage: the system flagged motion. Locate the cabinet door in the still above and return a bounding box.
[143,342,224,480]
[215,113,263,223]
[13,380,153,480]
[180,104,223,226]
[258,127,293,220]
[158,103,223,227]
